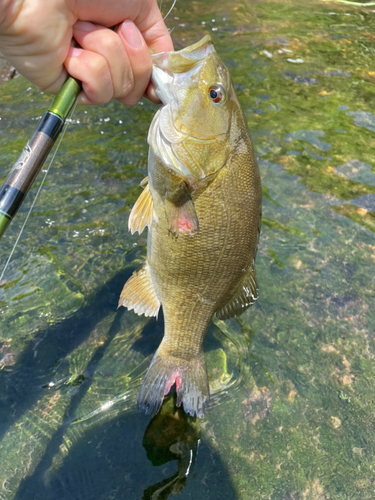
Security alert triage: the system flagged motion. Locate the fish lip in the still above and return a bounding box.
[151,65,173,105]
[151,35,214,105]
[151,35,213,62]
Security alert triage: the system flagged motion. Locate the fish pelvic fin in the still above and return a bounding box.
[137,350,209,418]
[216,264,258,320]
[128,177,157,235]
[118,263,160,318]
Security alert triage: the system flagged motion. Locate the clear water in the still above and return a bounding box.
[1,0,375,498]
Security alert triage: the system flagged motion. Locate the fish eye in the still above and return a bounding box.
[209,84,224,104]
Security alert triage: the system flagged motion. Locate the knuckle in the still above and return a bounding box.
[132,54,152,78]
[87,54,108,79]
[122,95,141,107]
[85,85,112,105]
[85,73,113,104]
[123,76,135,97]
[35,77,61,94]
[99,31,119,56]
[119,72,135,99]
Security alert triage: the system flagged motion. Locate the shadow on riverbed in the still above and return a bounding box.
[0,267,136,442]
[14,394,237,500]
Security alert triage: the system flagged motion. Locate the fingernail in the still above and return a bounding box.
[121,21,143,49]
[69,47,82,57]
[74,21,95,32]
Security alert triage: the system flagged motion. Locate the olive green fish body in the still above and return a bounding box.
[149,119,260,359]
[119,36,262,417]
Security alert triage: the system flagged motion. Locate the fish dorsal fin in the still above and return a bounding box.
[128,177,157,235]
[215,265,258,320]
[118,263,160,318]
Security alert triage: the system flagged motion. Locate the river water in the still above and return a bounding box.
[0,0,375,498]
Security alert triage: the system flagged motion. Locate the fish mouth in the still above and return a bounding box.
[151,64,174,105]
[151,35,214,105]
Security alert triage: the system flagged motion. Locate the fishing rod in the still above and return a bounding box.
[0,76,81,239]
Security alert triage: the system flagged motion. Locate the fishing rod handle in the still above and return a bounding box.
[0,112,63,236]
[0,77,81,238]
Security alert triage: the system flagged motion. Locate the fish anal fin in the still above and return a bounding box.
[128,178,157,235]
[216,265,258,320]
[118,263,160,318]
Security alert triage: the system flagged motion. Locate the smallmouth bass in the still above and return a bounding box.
[119,36,262,418]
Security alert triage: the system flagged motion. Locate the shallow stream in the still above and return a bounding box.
[1,0,375,498]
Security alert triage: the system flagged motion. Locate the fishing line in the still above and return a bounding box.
[0,102,77,282]
[163,0,177,21]
[322,0,375,4]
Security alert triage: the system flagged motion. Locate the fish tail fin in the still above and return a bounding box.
[176,353,210,418]
[137,350,209,418]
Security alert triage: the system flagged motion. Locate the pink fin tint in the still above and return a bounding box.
[168,197,199,236]
[138,350,209,418]
[178,217,194,233]
[164,371,182,396]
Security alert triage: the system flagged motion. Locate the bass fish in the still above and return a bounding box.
[119,36,262,418]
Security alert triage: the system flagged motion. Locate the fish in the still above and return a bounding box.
[118,35,262,418]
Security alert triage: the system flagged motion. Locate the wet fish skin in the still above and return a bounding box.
[119,36,262,418]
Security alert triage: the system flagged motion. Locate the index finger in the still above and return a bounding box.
[73,0,174,53]
[137,9,174,55]
[72,0,174,103]
[131,2,174,103]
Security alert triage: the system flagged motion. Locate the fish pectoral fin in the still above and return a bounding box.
[118,263,160,318]
[128,177,157,235]
[165,183,199,237]
[215,264,258,320]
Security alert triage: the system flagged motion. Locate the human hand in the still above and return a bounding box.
[0,0,173,105]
